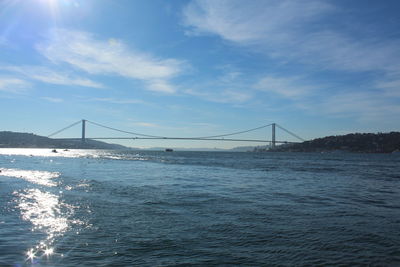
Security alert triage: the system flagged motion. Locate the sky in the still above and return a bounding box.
[1,0,400,148]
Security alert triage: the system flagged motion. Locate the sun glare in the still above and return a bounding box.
[39,0,57,6]
[26,249,36,260]
[38,0,60,19]
[44,247,54,256]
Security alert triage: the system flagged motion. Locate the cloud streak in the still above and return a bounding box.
[184,0,332,44]
[1,65,104,88]
[183,0,400,74]
[255,76,315,98]
[38,29,184,93]
[0,77,30,93]
[185,88,252,104]
[90,97,146,105]
[41,97,63,103]
[315,92,400,123]
[183,0,400,122]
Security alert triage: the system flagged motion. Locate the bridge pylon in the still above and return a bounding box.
[271,123,276,148]
[82,119,86,143]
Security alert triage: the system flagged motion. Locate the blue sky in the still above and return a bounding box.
[1,0,400,148]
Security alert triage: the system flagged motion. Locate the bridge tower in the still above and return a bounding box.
[271,123,276,148]
[81,119,86,143]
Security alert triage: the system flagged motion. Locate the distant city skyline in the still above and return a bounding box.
[1,0,400,148]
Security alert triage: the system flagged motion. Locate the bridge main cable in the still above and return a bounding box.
[276,124,305,142]
[86,120,274,139]
[47,120,82,138]
[86,120,165,138]
[192,123,273,139]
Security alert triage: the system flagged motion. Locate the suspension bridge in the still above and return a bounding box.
[48,119,305,147]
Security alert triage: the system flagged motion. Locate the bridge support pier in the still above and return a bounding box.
[82,119,86,143]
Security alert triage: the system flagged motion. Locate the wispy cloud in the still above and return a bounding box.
[376,78,400,97]
[38,29,185,93]
[182,64,252,104]
[183,0,400,74]
[90,97,145,105]
[222,90,252,103]
[218,71,242,83]
[146,80,176,94]
[183,0,400,122]
[1,65,104,88]
[295,31,400,73]
[132,122,159,128]
[41,97,63,103]
[284,88,400,126]
[0,77,30,93]
[255,76,315,98]
[183,0,332,44]
[315,92,400,123]
[185,88,252,104]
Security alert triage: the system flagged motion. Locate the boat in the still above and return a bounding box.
[165,148,173,152]
[51,149,58,153]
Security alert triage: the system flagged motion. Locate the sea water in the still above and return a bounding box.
[0,149,399,266]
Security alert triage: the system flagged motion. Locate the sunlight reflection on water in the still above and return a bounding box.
[13,187,82,264]
[14,189,71,234]
[0,148,147,161]
[0,168,59,187]
[0,165,85,265]
[0,148,103,158]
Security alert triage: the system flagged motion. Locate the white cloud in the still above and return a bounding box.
[184,0,332,44]
[133,122,159,128]
[222,90,252,103]
[185,88,252,103]
[183,0,400,74]
[181,65,251,104]
[146,80,176,94]
[255,76,315,98]
[376,78,400,97]
[38,29,184,93]
[0,78,30,93]
[219,71,242,83]
[90,97,145,105]
[41,97,63,103]
[1,65,104,88]
[183,0,400,122]
[296,31,400,73]
[304,91,400,123]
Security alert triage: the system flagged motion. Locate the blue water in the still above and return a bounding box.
[1,149,400,266]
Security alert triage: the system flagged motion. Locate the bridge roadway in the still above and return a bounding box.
[54,137,299,144]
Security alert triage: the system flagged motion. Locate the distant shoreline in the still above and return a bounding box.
[262,132,400,154]
[0,131,127,150]
[1,131,400,153]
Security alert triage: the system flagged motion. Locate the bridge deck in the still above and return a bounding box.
[54,137,299,144]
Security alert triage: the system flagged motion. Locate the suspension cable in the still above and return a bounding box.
[86,120,273,139]
[193,123,273,139]
[86,120,166,138]
[276,124,305,142]
[47,120,82,138]
[49,120,304,142]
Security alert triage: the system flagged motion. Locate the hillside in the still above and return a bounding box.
[270,132,400,153]
[0,131,128,149]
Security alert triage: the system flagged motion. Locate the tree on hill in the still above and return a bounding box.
[268,132,400,153]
